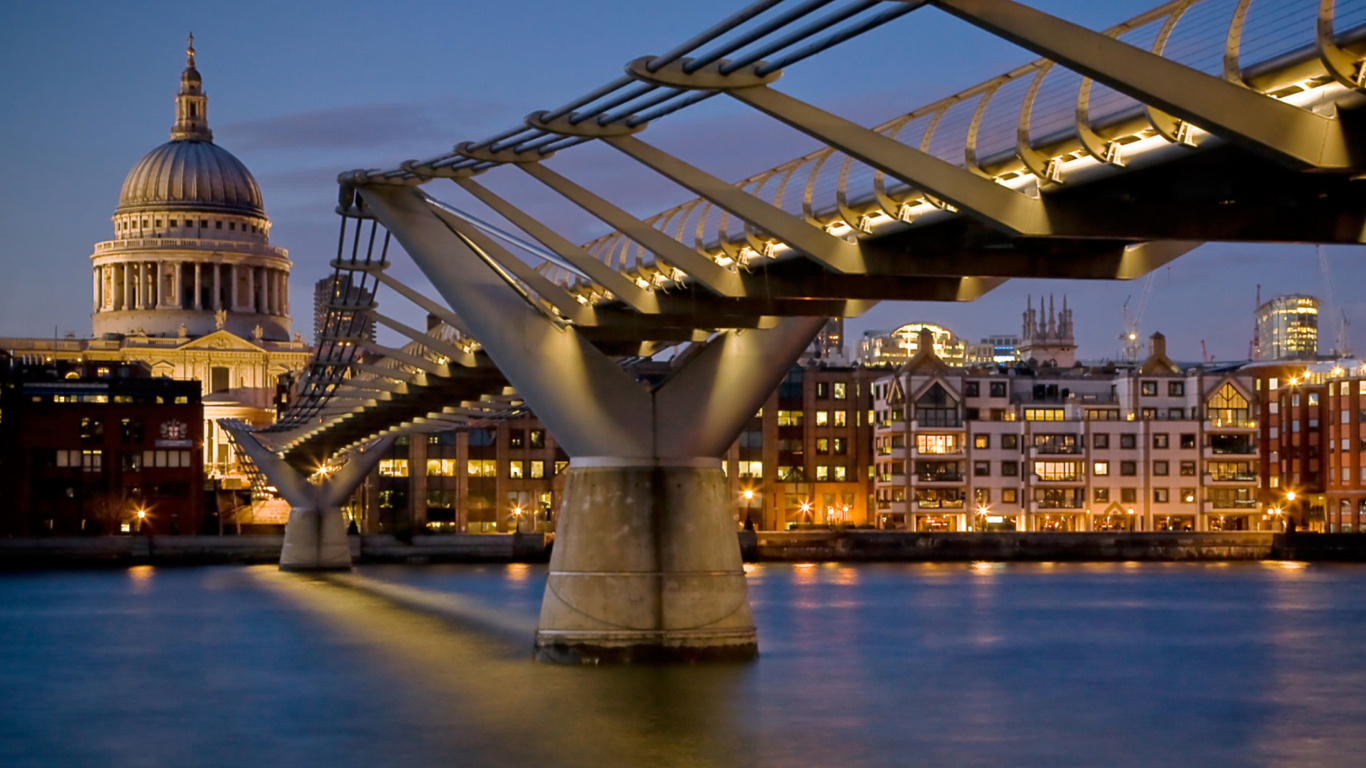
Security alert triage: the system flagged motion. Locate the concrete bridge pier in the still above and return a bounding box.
[360,185,826,662]
[223,424,395,571]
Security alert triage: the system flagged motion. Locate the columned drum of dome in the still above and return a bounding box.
[91,38,291,341]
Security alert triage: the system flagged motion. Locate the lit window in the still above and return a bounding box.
[1094,461,1109,476]
[815,411,829,427]
[377,459,405,477]
[777,410,804,427]
[833,382,847,400]
[530,461,545,479]
[833,410,847,427]
[509,461,524,479]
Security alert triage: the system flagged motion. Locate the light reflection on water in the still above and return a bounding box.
[3,561,1366,767]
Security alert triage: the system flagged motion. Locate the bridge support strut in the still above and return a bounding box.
[360,185,831,662]
[224,425,395,571]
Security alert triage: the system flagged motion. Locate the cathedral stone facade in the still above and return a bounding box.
[2,39,309,481]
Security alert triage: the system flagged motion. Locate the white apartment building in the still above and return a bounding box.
[872,331,1262,532]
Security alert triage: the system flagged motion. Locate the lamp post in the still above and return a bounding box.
[511,504,524,534]
[135,508,147,534]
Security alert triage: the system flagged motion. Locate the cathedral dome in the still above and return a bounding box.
[116,140,264,217]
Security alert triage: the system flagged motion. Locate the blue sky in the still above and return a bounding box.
[1,0,1361,362]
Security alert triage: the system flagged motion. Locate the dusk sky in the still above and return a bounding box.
[2,0,1362,363]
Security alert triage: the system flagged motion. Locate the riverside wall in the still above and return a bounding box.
[3,531,1365,567]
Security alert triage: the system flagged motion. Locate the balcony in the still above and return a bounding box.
[914,499,965,511]
[887,447,906,460]
[1204,445,1256,459]
[1204,418,1256,432]
[911,446,966,458]
[1029,500,1085,513]
[914,472,965,486]
[1030,474,1085,485]
[1203,473,1258,485]
[911,419,964,431]
[1029,446,1083,458]
[1203,499,1259,514]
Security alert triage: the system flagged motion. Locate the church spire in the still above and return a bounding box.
[171,34,213,142]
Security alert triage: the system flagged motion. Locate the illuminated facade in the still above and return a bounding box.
[871,331,1265,533]
[858,323,965,367]
[1256,294,1318,360]
[1,40,309,489]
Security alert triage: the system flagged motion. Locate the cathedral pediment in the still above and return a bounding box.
[178,330,266,353]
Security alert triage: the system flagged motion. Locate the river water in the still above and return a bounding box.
[3,561,1365,767]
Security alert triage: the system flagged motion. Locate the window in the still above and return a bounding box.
[1168,408,1184,420]
[509,461,524,479]
[530,430,545,448]
[1121,488,1137,503]
[1002,434,1019,450]
[816,382,829,399]
[1180,460,1197,476]
[1033,434,1079,454]
[426,459,456,476]
[815,465,829,481]
[1141,381,1158,396]
[1179,433,1196,450]
[1034,461,1082,481]
[1154,488,1170,503]
[529,461,545,479]
[378,459,408,477]
[833,410,847,427]
[833,437,847,455]
[1121,461,1136,476]
[121,452,142,472]
[974,434,990,449]
[816,438,830,455]
[974,461,990,477]
[1093,433,1109,449]
[509,429,525,448]
[1153,460,1169,476]
[777,410,804,427]
[467,459,497,477]
[210,366,230,394]
[1207,384,1252,428]
[80,417,104,445]
[1024,408,1065,421]
[965,382,980,397]
[1001,461,1019,477]
[1002,488,1018,504]
[990,382,1006,398]
[833,382,847,400]
[1141,408,1158,420]
[916,434,961,454]
[815,411,829,427]
[1309,392,1319,406]
[1153,433,1169,449]
[1120,434,1136,449]
[1094,487,1109,502]
[738,461,763,478]
[1169,382,1185,396]
[833,466,847,481]
[215,221,222,230]
[915,384,959,427]
[1093,461,1110,476]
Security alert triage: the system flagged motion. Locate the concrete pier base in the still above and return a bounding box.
[535,462,757,664]
[279,506,352,571]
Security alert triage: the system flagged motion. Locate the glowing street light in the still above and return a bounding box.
[742,489,755,501]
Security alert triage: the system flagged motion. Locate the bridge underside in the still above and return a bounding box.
[243,0,1366,661]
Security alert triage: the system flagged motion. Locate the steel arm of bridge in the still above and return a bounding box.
[337,378,409,395]
[923,0,1356,170]
[356,338,451,377]
[365,309,478,366]
[359,183,829,459]
[450,177,661,314]
[601,135,871,274]
[371,271,473,339]
[426,201,598,325]
[515,163,748,297]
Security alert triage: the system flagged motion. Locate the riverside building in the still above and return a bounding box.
[0,39,309,486]
[870,329,1264,532]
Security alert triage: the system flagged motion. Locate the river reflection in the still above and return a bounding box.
[3,561,1366,767]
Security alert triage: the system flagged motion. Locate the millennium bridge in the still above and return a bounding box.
[226,0,1366,662]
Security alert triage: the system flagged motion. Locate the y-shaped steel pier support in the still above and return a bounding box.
[224,425,396,571]
[360,185,826,662]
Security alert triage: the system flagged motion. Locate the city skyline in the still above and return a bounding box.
[2,0,1363,361]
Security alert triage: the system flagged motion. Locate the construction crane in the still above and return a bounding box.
[1200,340,1214,364]
[1319,246,1353,357]
[1120,272,1156,362]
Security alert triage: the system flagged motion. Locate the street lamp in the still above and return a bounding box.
[135,508,147,533]
[976,504,990,532]
[799,500,813,525]
[511,504,524,534]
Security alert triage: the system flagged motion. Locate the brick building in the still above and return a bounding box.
[0,357,204,536]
